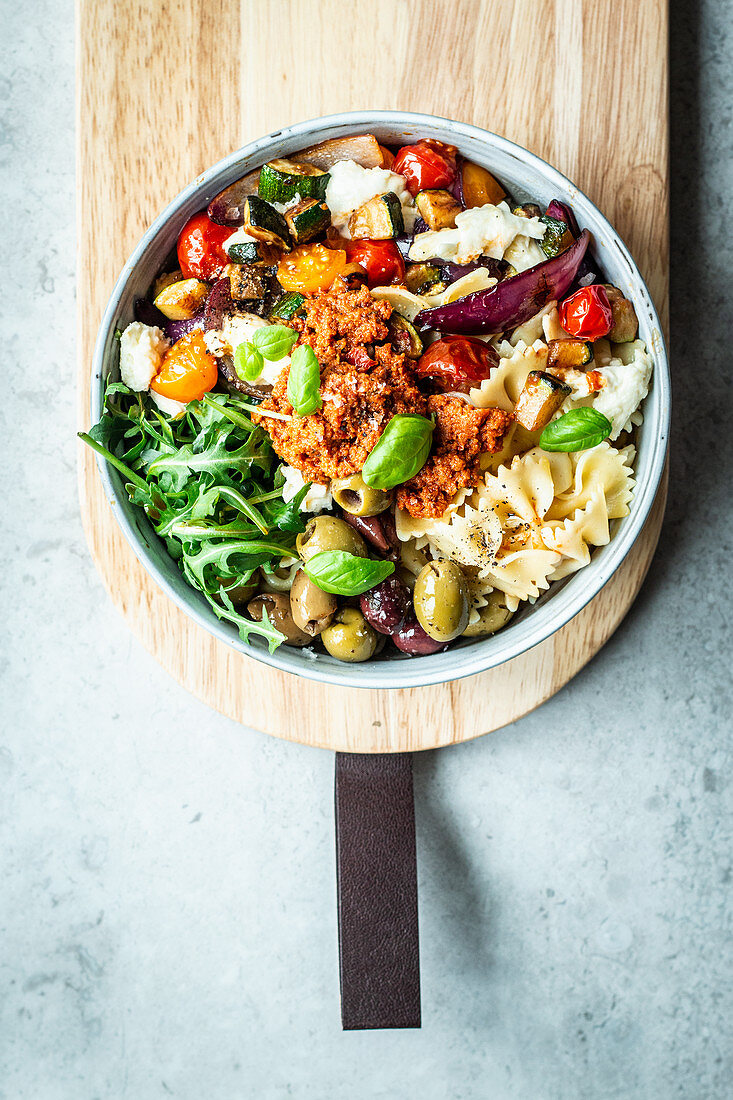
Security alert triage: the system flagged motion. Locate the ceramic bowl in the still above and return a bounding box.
[90,110,669,689]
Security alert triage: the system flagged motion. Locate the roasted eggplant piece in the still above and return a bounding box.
[293,133,384,170]
[243,196,291,250]
[207,169,261,226]
[348,192,404,239]
[604,285,639,343]
[217,354,271,399]
[415,188,462,230]
[514,371,572,432]
[228,264,270,302]
[546,338,593,370]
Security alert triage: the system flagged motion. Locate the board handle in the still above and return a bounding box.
[334,752,421,1030]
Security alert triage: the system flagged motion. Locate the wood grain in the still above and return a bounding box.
[77,0,668,752]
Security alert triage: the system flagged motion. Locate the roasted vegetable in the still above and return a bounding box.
[604,285,639,343]
[513,370,572,431]
[207,169,261,226]
[415,188,462,230]
[405,262,445,295]
[227,237,281,265]
[388,312,423,358]
[512,202,542,219]
[153,278,209,320]
[415,230,591,335]
[348,192,404,239]
[539,214,574,258]
[546,199,581,237]
[284,198,331,244]
[546,338,593,370]
[459,159,506,207]
[228,264,269,302]
[243,196,291,250]
[258,158,329,204]
[270,291,306,321]
[293,133,384,170]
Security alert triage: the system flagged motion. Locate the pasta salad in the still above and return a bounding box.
[82,132,653,663]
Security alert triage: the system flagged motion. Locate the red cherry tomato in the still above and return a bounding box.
[559,285,613,340]
[415,335,498,393]
[392,140,457,197]
[177,212,231,281]
[342,239,405,288]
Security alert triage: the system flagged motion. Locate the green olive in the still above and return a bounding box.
[331,474,392,517]
[247,593,311,647]
[295,515,367,563]
[413,558,470,642]
[462,591,515,637]
[321,608,378,662]
[290,569,337,636]
[213,575,258,607]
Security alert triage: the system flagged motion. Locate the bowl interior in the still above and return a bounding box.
[91,111,669,690]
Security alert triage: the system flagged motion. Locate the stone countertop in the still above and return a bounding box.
[1,1,731,1097]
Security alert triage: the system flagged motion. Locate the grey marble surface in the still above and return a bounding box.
[1,1,732,1097]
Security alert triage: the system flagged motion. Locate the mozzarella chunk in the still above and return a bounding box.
[281,465,333,513]
[119,321,169,391]
[409,201,546,264]
[593,342,653,439]
[325,160,415,236]
[150,390,188,418]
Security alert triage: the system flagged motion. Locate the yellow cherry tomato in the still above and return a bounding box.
[150,329,218,404]
[277,243,347,293]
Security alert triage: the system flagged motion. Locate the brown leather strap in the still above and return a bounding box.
[334,752,421,1030]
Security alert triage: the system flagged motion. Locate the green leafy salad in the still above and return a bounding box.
[81,383,309,651]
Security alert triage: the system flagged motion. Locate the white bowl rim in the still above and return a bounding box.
[89,109,670,690]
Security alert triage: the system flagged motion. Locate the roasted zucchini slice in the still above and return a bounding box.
[270,292,306,321]
[243,196,292,251]
[258,158,330,204]
[226,237,281,265]
[153,277,209,320]
[604,285,639,343]
[415,188,462,230]
[547,338,593,370]
[228,264,269,302]
[388,313,423,358]
[514,371,572,432]
[539,214,575,258]
[284,198,331,244]
[405,263,444,295]
[348,192,404,239]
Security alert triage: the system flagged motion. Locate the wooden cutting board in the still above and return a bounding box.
[76,0,668,752]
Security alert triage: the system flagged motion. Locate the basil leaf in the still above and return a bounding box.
[287,344,322,416]
[304,551,395,596]
[362,414,434,489]
[540,407,613,452]
[234,341,264,383]
[252,324,298,361]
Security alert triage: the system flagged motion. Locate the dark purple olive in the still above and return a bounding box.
[360,576,411,635]
[340,512,399,559]
[391,616,449,656]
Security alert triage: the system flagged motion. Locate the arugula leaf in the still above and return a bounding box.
[208,587,286,653]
